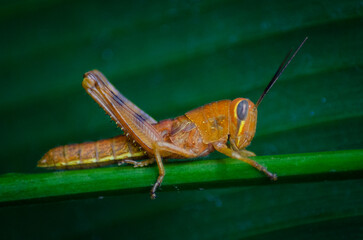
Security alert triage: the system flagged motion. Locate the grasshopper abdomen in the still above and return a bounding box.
[38,135,147,169]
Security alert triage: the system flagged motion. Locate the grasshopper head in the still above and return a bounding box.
[229,98,257,150]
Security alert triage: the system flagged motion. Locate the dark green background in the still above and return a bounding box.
[0,0,362,239]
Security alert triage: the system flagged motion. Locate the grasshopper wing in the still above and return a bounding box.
[83,70,162,152]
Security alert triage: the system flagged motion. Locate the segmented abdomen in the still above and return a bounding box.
[38,135,147,169]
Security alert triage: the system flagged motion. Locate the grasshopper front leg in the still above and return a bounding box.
[213,142,277,181]
[239,149,256,158]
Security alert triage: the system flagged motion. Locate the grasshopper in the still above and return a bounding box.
[39,38,307,199]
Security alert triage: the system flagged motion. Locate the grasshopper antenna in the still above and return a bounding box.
[256,37,308,107]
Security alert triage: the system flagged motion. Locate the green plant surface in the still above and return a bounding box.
[0,0,362,239]
[1,166,363,240]
[1,149,362,204]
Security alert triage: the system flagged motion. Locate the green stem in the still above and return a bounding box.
[0,149,362,204]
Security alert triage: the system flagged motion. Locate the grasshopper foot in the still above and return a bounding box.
[123,159,155,168]
[270,173,278,181]
[150,174,164,200]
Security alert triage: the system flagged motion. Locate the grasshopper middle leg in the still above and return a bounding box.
[150,142,198,199]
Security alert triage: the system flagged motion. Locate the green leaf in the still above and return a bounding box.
[1,150,362,204]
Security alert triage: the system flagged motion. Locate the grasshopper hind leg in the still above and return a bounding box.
[118,157,162,199]
[120,157,163,199]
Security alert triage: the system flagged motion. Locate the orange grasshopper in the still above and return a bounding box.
[38,38,307,199]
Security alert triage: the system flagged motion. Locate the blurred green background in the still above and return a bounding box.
[0,0,362,239]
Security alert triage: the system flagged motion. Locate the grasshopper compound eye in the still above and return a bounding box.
[236,100,249,121]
